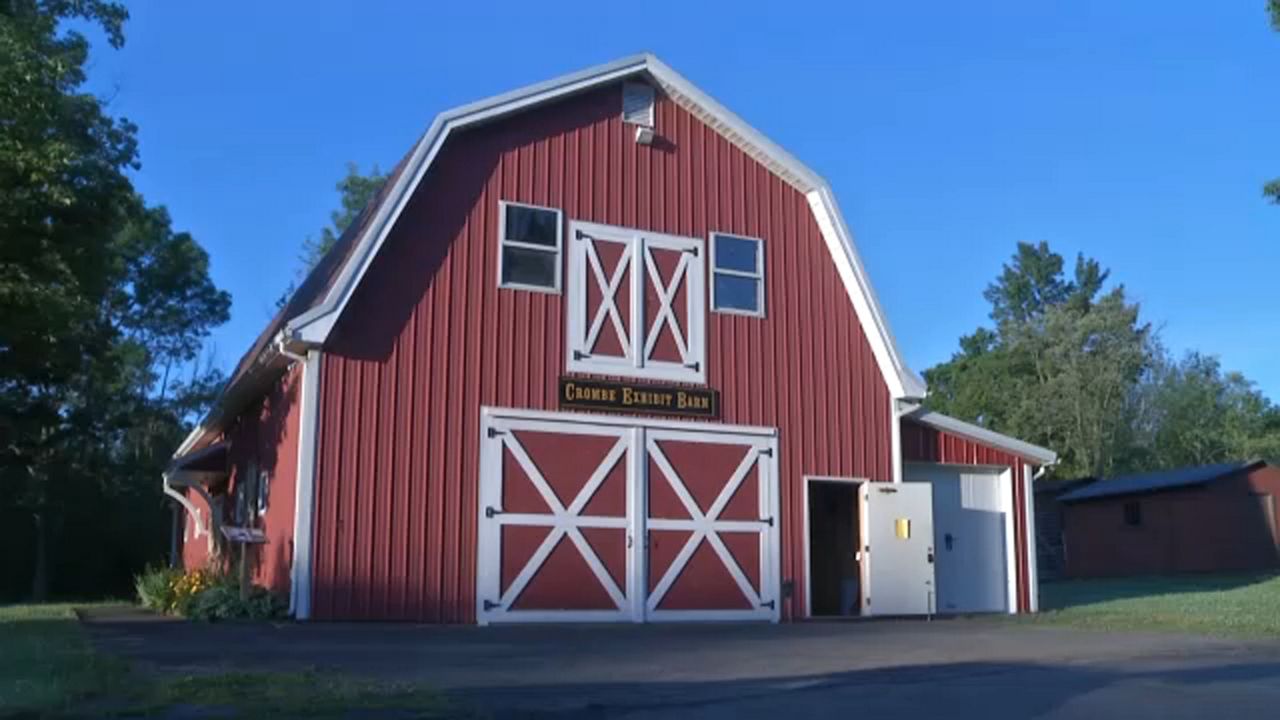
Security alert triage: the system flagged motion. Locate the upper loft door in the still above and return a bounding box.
[567,221,706,384]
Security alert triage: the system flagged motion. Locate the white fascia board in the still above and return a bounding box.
[906,407,1058,466]
[284,53,927,404]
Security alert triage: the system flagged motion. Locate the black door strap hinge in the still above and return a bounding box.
[760,599,775,610]
[484,506,504,519]
[483,599,501,611]
[487,427,506,439]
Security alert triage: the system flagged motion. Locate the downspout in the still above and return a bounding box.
[275,333,322,620]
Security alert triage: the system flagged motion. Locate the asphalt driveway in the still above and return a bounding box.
[81,609,1280,718]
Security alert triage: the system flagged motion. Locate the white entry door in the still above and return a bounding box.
[863,483,936,616]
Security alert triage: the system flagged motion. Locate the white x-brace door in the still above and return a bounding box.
[477,413,778,624]
[567,220,706,384]
[644,427,779,622]
[476,416,641,624]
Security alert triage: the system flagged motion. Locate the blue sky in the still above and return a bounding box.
[84,1,1280,399]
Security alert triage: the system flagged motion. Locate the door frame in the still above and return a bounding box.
[904,462,1018,615]
[802,475,868,619]
[478,407,780,625]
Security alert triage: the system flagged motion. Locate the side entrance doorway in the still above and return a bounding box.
[805,478,937,618]
[805,478,863,617]
[476,409,780,624]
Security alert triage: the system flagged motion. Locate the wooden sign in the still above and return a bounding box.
[559,377,719,419]
[221,526,267,544]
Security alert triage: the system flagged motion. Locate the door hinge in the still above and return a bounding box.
[758,447,773,457]
[484,506,504,519]
[483,599,501,611]
[683,361,700,371]
[761,516,774,527]
[760,599,775,610]
[574,350,590,361]
[683,245,699,257]
[575,229,589,241]
[487,427,506,439]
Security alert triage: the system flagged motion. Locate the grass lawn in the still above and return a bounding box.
[0,604,451,719]
[1033,573,1280,638]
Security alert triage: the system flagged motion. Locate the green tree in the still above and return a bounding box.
[0,1,230,600]
[275,163,387,310]
[1146,352,1280,466]
[299,162,387,270]
[924,242,1152,478]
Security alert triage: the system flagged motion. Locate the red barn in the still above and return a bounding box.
[163,55,1056,623]
[1059,461,1280,578]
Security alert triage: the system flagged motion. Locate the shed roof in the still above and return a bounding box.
[902,406,1059,465]
[1057,461,1265,502]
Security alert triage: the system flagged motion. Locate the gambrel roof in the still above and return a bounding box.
[177,53,926,457]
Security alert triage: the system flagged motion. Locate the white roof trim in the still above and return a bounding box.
[284,53,925,400]
[905,406,1058,465]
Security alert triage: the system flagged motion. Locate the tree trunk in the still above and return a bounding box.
[31,511,48,602]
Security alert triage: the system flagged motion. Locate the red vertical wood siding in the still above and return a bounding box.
[311,84,894,622]
[900,419,1035,612]
[180,365,302,595]
[1063,464,1280,578]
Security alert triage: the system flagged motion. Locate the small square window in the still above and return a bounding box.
[499,202,562,292]
[1123,501,1142,527]
[711,233,764,316]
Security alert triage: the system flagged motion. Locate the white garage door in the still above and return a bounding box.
[906,465,1013,614]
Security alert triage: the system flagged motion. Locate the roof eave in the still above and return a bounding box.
[905,406,1058,466]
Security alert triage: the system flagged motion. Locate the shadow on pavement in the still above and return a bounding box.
[463,659,1280,719]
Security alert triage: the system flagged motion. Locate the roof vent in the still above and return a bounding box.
[622,82,655,128]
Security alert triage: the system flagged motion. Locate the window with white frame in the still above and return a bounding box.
[498,201,562,292]
[710,233,764,316]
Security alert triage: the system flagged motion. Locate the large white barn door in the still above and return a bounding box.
[567,221,705,384]
[477,416,640,624]
[478,412,779,625]
[644,427,778,621]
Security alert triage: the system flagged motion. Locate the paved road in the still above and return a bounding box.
[81,608,1280,718]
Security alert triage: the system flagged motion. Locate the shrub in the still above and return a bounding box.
[136,565,286,621]
[134,565,182,612]
[187,582,286,622]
